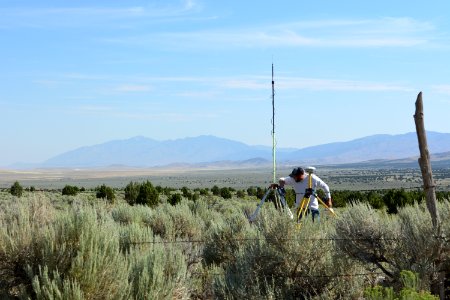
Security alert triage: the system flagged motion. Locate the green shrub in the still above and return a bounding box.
[155,185,163,193]
[236,190,246,198]
[382,189,415,214]
[10,181,23,197]
[181,186,191,198]
[220,187,232,199]
[246,187,257,197]
[163,187,175,197]
[168,193,182,206]
[367,191,384,209]
[192,192,200,201]
[125,181,140,205]
[211,185,220,196]
[62,185,79,196]
[199,188,209,196]
[136,181,159,207]
[95,184,115,202]
[256,187,265,199]
[365,270,438,300]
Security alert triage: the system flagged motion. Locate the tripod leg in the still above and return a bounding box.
[296,197,310,223]
[315,194,336,216]
[296,198,305,221]
[277,189,293,219]
[247,188,272,222]
[275,192,282,210]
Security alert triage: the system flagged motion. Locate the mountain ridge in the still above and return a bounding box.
[9,131,450,169]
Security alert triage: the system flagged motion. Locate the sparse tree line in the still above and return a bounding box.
[7,180,450,215]
[330,189,450,213]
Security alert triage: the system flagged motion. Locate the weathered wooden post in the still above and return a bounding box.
[414,92,439,227]
[414,92,445,299]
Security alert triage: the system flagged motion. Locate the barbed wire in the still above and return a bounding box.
[128,236,400,245]
[190,271,386,279]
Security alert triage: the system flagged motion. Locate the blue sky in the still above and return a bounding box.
[1,0,450,166]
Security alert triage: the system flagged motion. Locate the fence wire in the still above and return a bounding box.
[129,236,400,245]
[190,271,386,279]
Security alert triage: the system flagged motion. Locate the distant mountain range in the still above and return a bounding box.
[327,151,450,169]
[33,131,450,169]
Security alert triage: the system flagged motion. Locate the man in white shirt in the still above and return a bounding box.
[274,167,332,222]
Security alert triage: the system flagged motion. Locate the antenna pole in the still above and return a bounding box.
[272,63,276,183]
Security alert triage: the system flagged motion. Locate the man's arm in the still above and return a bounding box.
[270,176,291,189]
[315,176,332,207]
[279,176,295,187]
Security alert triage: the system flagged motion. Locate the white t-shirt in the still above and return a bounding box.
[280,174,331,210]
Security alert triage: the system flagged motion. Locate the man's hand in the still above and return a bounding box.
[325,197,333,208]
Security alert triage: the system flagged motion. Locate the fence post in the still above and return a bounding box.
[414,92,439,227]
[413,92,445,299]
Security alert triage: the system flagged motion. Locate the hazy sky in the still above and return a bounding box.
[1,0,450,166]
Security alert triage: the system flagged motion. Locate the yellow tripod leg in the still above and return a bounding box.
[296,198,305,221]
[296,199,304,229]
[296,197,310,221]
[316,195,336,216]
[296,197,310,229]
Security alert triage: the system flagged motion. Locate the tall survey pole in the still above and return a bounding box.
[272,64,276,183]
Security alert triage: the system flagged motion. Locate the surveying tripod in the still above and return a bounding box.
[295,167,336,224]
[247,186,294,222]
[246,167,335,223]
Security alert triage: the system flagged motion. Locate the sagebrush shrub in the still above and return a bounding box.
[334,202,450,293]
[129,241,189,300]
[212,206,367,299]
[1,190,448,299]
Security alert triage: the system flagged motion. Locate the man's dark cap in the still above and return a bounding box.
[289,167,304,178]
